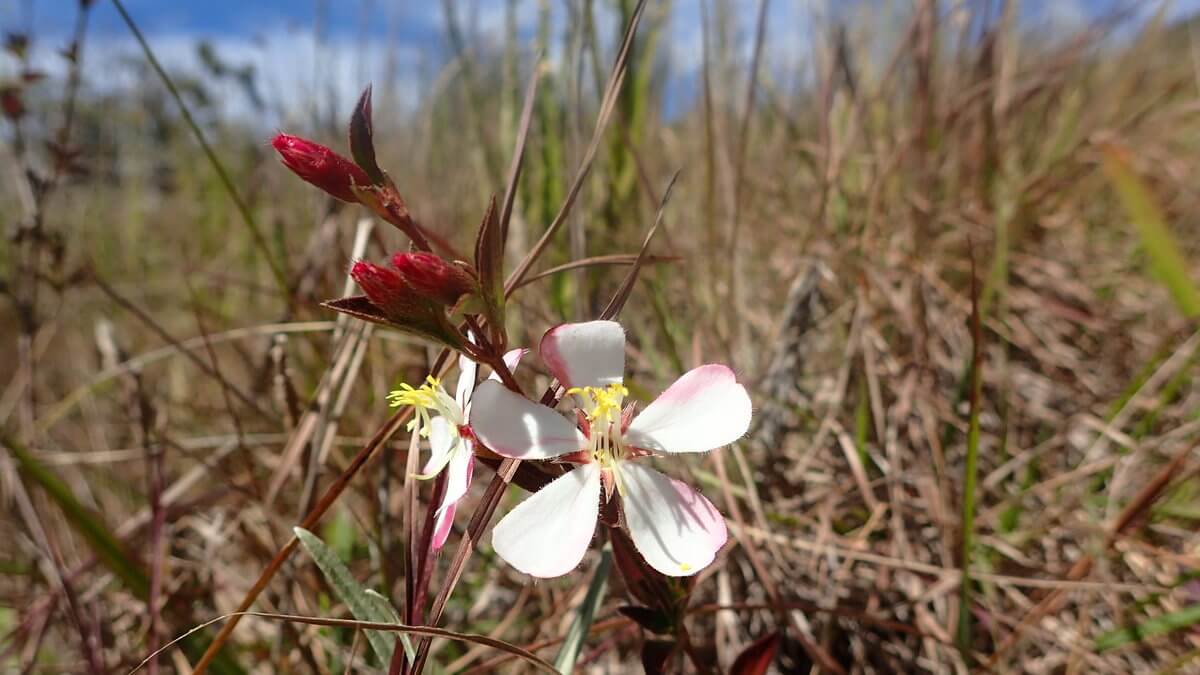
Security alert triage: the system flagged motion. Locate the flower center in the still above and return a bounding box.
[387,375,461,436]
[567,383,629,468]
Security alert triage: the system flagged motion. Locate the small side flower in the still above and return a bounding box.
[388,349,525,549]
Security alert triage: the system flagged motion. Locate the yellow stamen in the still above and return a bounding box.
[568,383,630,471]
[567,383,628,428]
[387,375,449,438]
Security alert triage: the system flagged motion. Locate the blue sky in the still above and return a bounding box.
[4,1,1199,125]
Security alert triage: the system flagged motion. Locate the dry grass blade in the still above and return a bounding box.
[984,441,1198,667]
[132,611,558,674]
[498,51,544,245]
[512,254,681,289]
[190,403,421,674]
[504,0,648,294]
[600,171,679,319]
[90,273,273,421]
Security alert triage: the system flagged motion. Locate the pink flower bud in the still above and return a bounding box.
[392,252,477,306]
[272,133,371,203]
[350,260,423,321]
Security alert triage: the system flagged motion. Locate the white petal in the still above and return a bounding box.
[419,417,457,477]
[625,364,752,454]
[455,354,478,409]
[539,321,626,388]
[431,448,474,550]
[440,442,474,516]
[491,463,601,578]
[469,380,586,460]
[619,463,727,577]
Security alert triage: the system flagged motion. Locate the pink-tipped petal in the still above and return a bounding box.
[624,364,752,454]
[491,463,601,578]
[539,321,626,389]
[431,501,455,550]
[488,348,528,383]
[465,349,527,414]
[469,380,586,460]
[431,450,474,550]
[619,463,727,577]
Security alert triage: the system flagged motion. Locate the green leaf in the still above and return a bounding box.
[1094,603,1200,651]
[554,547,612,674]
[294,527,415,665]
[363,590,417,662]
[1103,148,1200,318]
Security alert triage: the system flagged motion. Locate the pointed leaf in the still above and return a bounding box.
[610,528,682,614]
[474,196,505,329]
[617,606,673,636]
[349,85,384,184]
[730,631,782,675]
[364,590,416,661]
[555,547,612,674]
[321,296,462,349]
[640,640,675,675]
[294,527,415,665]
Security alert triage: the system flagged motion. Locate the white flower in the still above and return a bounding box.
[469,320,752,578]
[388,349,524,549]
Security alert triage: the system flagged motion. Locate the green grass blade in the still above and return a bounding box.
[4,435,244,674]
[5,436,148,597]
[1102,148,1200,318]
[554,546,612,674]
[957,253,985,659]
[294,527,415,665]
[110,0,289,296]
[1095,603,1200,652]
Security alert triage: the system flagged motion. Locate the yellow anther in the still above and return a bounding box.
[387,375,451,438]
[567,383,628,426]
[387,377,441,409]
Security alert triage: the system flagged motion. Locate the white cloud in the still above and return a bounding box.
[23,27,426,129]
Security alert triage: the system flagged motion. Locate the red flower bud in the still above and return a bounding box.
[392,252,477,306]
[350,260,425,321]
[1,87,24,120]
[272,133,371,203]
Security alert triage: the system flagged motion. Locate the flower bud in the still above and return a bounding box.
[392,252,477,306]
[1,86,24,120]
[350,260,423,321]
[272,133,371,203]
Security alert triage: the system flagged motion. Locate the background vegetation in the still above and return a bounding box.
[2,1,1199,672]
